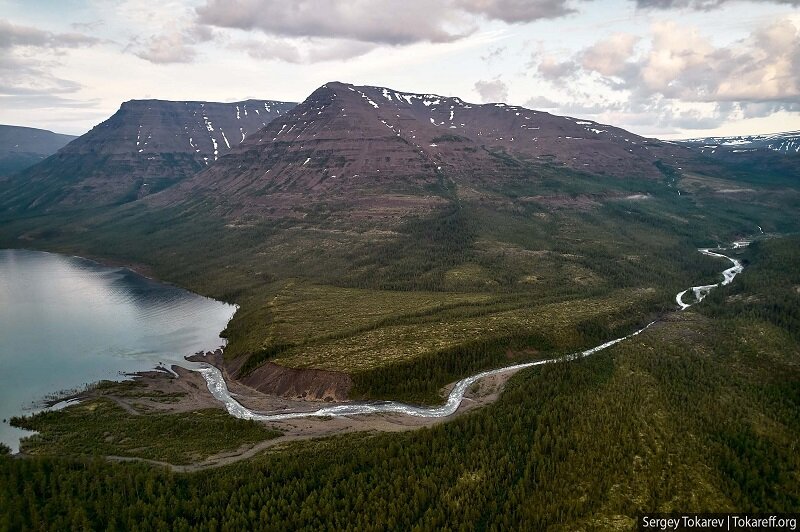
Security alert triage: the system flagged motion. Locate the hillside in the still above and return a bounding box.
[0,125,76,178]
[0,99,295,211]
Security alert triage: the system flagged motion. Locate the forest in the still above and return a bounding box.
[1,236,797,530]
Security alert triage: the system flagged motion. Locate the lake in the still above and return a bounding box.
[0,249,237,452]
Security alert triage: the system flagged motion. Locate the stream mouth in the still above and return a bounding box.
[196,244,747,422]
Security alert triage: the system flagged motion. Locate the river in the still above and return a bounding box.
[195,244,747,422]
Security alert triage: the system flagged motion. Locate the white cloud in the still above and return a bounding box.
[133,31,198,64]
[524,94,560,108]
[237,38,374,64]
[457,0,581,23]
[0,18,98,49]
[635,0,800,9]
[0,19,101,98]
[714,18,800,101]
[196,0,589,43]
[580,33,639,77]
[537,55,578,79]
[529,16,800,131]
[474,79,509,102]
[196,0,470,46]
[636,18,800,103]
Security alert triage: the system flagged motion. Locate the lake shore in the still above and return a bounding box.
[0,248,236,452]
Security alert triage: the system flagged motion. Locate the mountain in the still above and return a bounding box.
[0,99,295,211]
[0,125,76,178]
[155,81,700,220]
[672,130,800,184]
[677,130,800,154]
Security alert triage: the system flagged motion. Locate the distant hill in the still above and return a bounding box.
[0,99,295,211]
[673,131,800,182]
[0,125,76,178]
[677,130,800,155]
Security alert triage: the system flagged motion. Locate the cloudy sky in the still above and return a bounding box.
[1,0,798,138]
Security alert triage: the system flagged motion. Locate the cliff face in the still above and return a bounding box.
[1,99,295,211]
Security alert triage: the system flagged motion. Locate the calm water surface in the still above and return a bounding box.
[0,249,237,451]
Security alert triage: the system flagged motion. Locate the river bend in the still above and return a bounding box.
[196,244,747,422]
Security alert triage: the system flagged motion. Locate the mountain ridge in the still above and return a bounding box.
[4,82,797,224]
[150,81,704,222]
[678,130,800,154]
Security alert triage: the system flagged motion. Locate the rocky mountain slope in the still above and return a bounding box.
[0,125,76,178]
[155,81,701,220]
[0,99,295,211]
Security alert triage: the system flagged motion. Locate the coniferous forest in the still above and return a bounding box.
[1,236,798,530]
